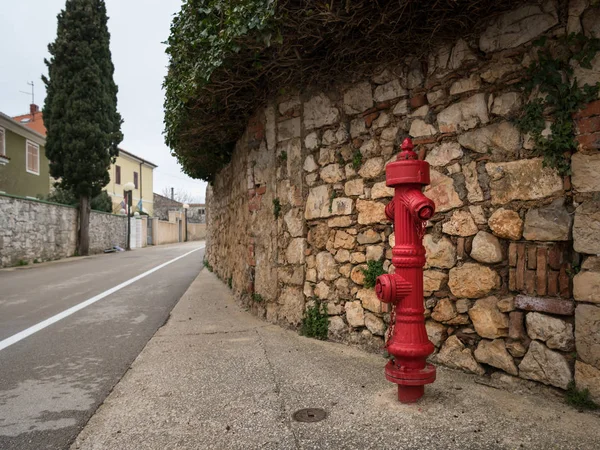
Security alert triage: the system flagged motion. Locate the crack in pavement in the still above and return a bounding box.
[254,328,301,450]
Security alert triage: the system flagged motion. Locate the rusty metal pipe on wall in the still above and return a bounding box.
[375,138,436,404]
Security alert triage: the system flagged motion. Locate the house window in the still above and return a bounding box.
[26,140,40,175]
[0,127,5,156]
[133,171,138,189]
[115,165,121,184]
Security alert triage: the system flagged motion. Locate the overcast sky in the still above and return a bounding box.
[0,0,208,203]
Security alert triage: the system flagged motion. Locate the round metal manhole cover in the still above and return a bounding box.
[292,408,327,423]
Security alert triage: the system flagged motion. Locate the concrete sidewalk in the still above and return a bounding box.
[72,270,600,450]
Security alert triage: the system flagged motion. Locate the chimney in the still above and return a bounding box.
[30,104,39,120]
[171,187,174,200]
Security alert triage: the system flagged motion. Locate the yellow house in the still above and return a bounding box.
[105,148,156,215]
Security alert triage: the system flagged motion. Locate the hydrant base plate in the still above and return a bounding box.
[385,361,436,386]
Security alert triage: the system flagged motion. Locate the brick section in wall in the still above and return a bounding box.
[508,242,571,298]
[574,100,600,150]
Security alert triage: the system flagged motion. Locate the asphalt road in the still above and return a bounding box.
[0,241,205,450]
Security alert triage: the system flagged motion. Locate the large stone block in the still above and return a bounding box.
[449,264,500,298]
[575,360,600,404]
[278,286,305,326]
[304,93,340,130]
[343,82,373,115]
[358,157,384,179]
[371,182,394,199]
[320,163,345,184]
[344,179,364,197]
[572,153,600,193]
[316,251,339,281]
[305,185,331,220]
[333,230,355,250]
[470,231,503,264]
[573,270,600,304]
[442,210,478,237]
[457,121,521,157]
[437,93,489,133]
[426,321,448,347]
[449,39,478,70]
[488,208,523,240]
[409,119,438,137]
[424,235,456,269]
[373,79,407,102]
[485,158,563,205]
[425,142,463,167]
[526,312,575,351]
[277,117,301,142]
[519,341,572,389]
[474,339,518,376]
[305,185,352,220]
[431,297,457,323]
[284,208,303,237]
[286,238,306,265]
[437,335,485,375]
[365,312,386,336]
[523,198,572,241]
[345,301,365,327]
[491,92,522,116]
[573,201,600,254]
[424,169,463,212]
[356,200,387,225]
[479,2,559,53]
[357,288,383,314]
[423,270,449,296]
[575,304,600,369]
[468,296,509,339]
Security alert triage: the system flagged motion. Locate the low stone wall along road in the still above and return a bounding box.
[0,242,205,450]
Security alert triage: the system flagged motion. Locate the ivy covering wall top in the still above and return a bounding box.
[163,0,526,181]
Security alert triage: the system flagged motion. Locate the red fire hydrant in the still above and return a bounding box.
[376,137,436,403]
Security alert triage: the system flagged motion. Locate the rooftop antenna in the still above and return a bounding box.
[20,81,35,105]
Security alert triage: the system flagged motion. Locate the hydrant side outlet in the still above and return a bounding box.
[375,138,436,404]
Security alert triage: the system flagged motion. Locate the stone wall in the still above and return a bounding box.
[206,1,600,397]
[0,194,127,267]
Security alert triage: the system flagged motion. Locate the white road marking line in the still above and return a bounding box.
[0,245,205,352]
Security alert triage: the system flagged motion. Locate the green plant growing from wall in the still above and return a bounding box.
[279,150,287,162]
[328,190,337,214]
[565,381,599,410]
[252,293,264,303]
[516,33,600,175]
[273,198,281,219]
[300,299,328,340]
[352,150,363,170]
[228,277,232,289]
[361,260,386,289]
[203,259,213,272]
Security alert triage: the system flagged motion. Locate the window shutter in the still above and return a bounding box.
[0,128,5,156]
[116,165,121,184]
[26,141,39,174]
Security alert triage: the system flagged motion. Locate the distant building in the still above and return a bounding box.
[187,203,206,223]
[153,193,183,221]
[0,109,50,198]
[106,149,157,215]
[12,104,156,215]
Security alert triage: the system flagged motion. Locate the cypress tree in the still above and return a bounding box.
[43,0,122,255]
